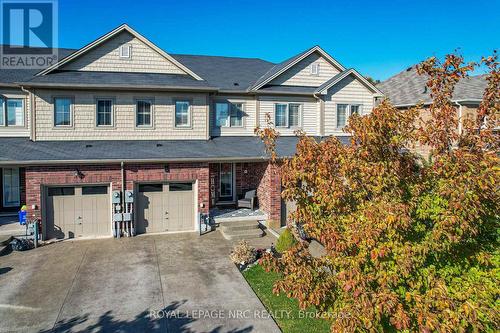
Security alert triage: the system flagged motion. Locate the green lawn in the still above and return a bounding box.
[242,264,330,333]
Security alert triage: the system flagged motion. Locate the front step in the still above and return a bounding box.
[219,220,264,240]
[220,227,264,241]
[220,220,260,233]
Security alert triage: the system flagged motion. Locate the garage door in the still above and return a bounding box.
[136,182,195,234]
[45,185,110,239]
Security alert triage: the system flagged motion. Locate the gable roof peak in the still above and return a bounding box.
[315,68,383,96]
[250,45,345,91]
[36,23,204,80]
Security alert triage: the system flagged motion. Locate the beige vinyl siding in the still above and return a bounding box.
[258,95,319,136]
[61,31,188,75]
[34,89,208,140]
[269,52,341,87]
[209,95,257,136]
[324,74,375,136]
[0,88,30,137]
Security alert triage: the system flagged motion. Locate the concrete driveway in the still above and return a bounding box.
[0,232,280,333]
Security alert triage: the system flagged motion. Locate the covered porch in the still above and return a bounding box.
[208,161,281,224]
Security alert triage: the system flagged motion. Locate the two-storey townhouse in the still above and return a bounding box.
[0,24,382,240]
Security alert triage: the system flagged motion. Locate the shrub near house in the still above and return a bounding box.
[260,53,500,332]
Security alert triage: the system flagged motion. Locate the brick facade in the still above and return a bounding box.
[255,163,282,222]
[25,162,210,221]
[23,161,281,232]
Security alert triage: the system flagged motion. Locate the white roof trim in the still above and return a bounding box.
[251,46,346,91]
[315,68,384,96]
[36,24,204,81]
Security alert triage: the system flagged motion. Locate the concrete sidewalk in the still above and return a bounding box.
[0,232,280,333]
[0,216,25,237]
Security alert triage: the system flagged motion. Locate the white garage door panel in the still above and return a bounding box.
[46,186,110,239]
[137,182,195,234]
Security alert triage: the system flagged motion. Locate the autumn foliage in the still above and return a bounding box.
[258,53,499,332]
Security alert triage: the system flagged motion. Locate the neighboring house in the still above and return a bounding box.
[377,65,488,156]
[0,24,382,239]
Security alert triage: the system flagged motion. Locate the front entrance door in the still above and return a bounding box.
[2,167,20,208]
[219,163,233,201]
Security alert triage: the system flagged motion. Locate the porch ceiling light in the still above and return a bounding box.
[74,169,84,179]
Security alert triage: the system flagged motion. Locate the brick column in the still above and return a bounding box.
[256,162,281,223]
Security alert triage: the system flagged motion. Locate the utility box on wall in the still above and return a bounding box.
[112,191,121,204]
[124,190,134,203]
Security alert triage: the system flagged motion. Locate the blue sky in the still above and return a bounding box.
[57,0,499,80]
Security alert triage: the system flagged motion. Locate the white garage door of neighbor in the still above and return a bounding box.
[136,182,195,234]
[45,185,110,239]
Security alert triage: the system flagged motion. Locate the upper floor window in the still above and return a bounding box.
[0,97,24,127]
[54,97,72,127]
[275,103,301,128]
[215,102,243,127]
[175,100,191,128]
[96,99,113,126]
[337,104,362,128]
[310,63,320,75]
[120,44,131,58]
[136,99,153,127]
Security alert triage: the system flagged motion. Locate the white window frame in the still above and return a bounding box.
[215,102,244,128]
[336,104,363,128]
[1,98,25,127]
[119,44,131,58]
[95,98,114,127]
[135,99,154,128]
[53,97,73,127]
[2,167,20,207]
[310,63,320,75]
[174,100,191,128]
[274,103,302,128]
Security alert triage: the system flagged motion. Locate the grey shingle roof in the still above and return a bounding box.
[0,136,351,164]
[377,65,487,106]
[171,54,275,91]
[0,46,76,85]
[23,70,215,90]
[0,44,346,94]
[0,45,278,91]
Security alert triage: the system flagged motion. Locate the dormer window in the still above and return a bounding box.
[119,44,131,58]
[310,63,320,75]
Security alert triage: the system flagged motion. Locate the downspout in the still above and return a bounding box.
[20,86,35,141]
[121,161,127,237]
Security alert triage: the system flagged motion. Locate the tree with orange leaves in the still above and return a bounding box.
[257,53,499,332]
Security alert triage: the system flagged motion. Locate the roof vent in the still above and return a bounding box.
[406,66,413,72]
[156,143,163,147]
[233,82,239,86]
[85,144,93,148]
[423,86,428,94]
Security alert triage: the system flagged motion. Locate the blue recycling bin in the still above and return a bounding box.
[18,210,27,225]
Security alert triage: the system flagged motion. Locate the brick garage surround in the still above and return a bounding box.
[25,162,210,220]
